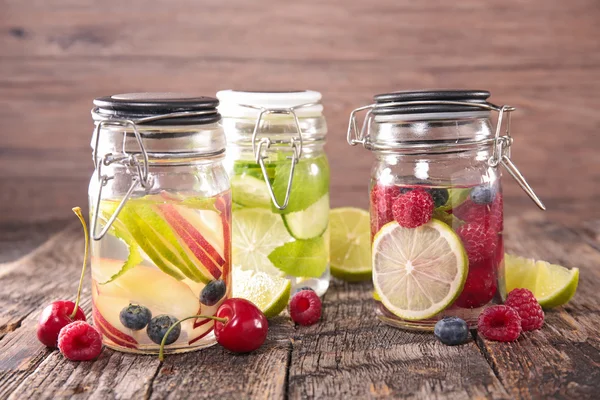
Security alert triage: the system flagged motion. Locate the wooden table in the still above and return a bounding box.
[1,213,599,399]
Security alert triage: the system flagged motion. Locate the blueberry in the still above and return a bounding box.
[294,286,315,295]
[428,188,449,208]
[470,184,496,204]
[147,315,180,345]
[434,317,469,346]
[119,304,152,331]
[200,280,227,306]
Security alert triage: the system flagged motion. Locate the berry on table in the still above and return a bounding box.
[119,304,152,331]
[289,289,322,326]
[477,305,522,342]
[434,317,470,345]
[57,321,103,361]
[504,288,544,331]
[470,184,497,204]
[391,189,434,228]
[37,300,86,348]
[453,259,497,308]
[200,280,227,306]
[147,315,181,345]
[456,222,498,263]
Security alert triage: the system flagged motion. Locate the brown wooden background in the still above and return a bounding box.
[1,0,599,227]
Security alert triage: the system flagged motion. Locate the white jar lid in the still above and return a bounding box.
[216,90,323,118]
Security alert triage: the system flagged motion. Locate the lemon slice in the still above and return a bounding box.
[372,219,468,320]
[329,207,371,282]
[232,267,291,318]
[505,254,579,309]
[231,208,292,276]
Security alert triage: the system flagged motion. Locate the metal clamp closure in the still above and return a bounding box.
[347,101,546,210]
[239,102,318,210]
[90,110,215,240]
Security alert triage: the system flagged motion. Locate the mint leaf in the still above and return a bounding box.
[271,154,330,214]
[268,237,328,278]
[438,188,471,211]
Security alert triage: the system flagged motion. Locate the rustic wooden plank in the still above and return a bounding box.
[2,0,599,64]
[287,280,510,399]
[0,219,67,264]
[474,213,600,399]
[1,56,599,226]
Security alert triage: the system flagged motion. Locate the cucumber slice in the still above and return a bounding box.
[282,194,329,239]
[230,175,271,208]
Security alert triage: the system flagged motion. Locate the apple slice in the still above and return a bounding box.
[215,192,232,287]
[94,259,200,319]
[92,283,138,349]
[159,204,224,279]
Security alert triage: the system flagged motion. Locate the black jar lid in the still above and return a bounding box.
[372,90,491,115]
[93,93,221,125]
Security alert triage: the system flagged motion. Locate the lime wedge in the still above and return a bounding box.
[505,254,579,309]
[231,208,292,276]
[232,267,291,318]
[230,175,271,209]
[372,219,468,320]
[329,207,371,282]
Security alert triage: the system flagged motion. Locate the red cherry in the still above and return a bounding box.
[214,298,268,353]
[37,300,86,348]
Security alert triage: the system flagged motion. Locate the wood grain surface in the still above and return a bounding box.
[1,0,600,226]
[0,214,599,399]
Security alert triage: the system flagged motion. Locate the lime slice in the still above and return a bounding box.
[232,208,292,276]
[232,267,291,318]
[230,175,271,209]
[372,219,468,320]
[329,207,371,282]
[505,254,579,309]
[282,194,329,239]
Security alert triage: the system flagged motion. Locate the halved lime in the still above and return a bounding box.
[231,208,292,276]
[232,267,291,318]
[505,254,579,309]
[329,207,371,282]
[372,219,468,320]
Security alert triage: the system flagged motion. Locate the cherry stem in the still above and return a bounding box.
[159,315,228,361]
[71,207,89,320]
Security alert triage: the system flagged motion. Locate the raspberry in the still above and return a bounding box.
[504,289,544,331]
[453,193,503,232]
[57,321,103,361]
[478,305,522,342]
[391,189,434,228]
[454,258,497,308]
[456,222,498,263]
[370,184,401,236]
[289,289,322,326]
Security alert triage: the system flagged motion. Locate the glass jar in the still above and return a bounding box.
[347,90,545,330]
[89,93,231,354]
[216,90,330,296]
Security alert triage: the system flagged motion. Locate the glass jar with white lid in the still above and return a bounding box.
[217,90,330,296]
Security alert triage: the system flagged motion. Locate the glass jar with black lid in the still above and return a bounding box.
[347,90,545,330]
[89,93,231,353]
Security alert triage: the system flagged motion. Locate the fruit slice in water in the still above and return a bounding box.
[232,267,291,318]
[232,208,292,276]
[230,175,271,209]
[372,219,468,320]
[272,155,330,214]
[282,194,329,239]
[329,207,371,282]
[504,254,579,309]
